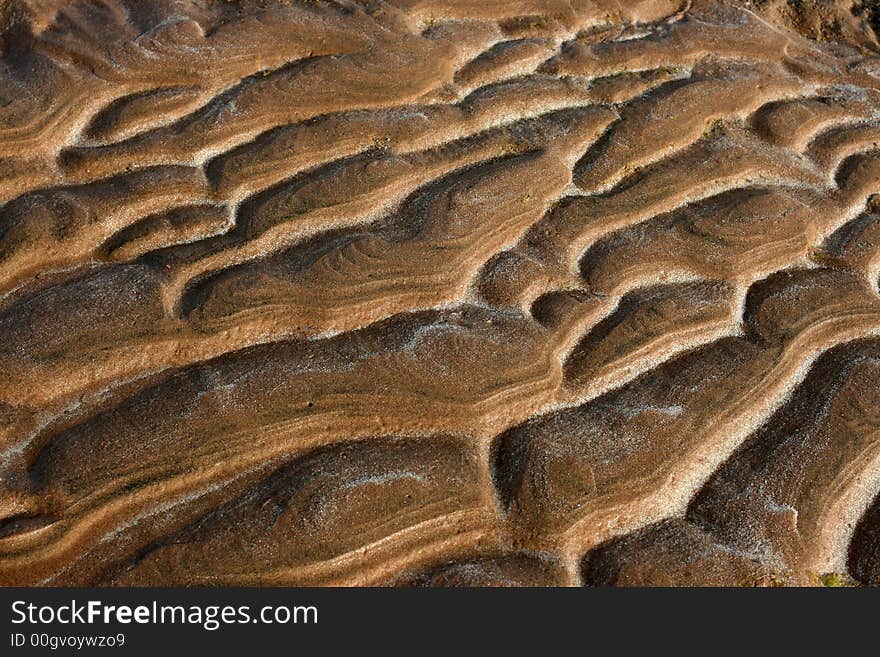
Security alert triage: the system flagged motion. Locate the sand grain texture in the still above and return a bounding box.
[1,0,880,586]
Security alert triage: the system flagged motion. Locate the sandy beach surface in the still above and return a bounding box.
[1,0,879,586]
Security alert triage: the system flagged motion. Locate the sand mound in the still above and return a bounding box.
[1,0,879,586]
[749,0,880,50]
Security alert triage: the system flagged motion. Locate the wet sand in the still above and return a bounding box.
[1,0,879,586]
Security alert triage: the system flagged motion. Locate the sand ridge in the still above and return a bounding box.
[1,0,880,586]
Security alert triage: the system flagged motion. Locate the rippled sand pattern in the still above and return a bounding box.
[2,0,880,586]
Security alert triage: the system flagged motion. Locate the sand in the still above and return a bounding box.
[0,0,879,586]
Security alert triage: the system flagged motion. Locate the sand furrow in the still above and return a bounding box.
[3,0,880,586]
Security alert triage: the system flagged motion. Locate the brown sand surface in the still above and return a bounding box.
[1,0,879,586]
